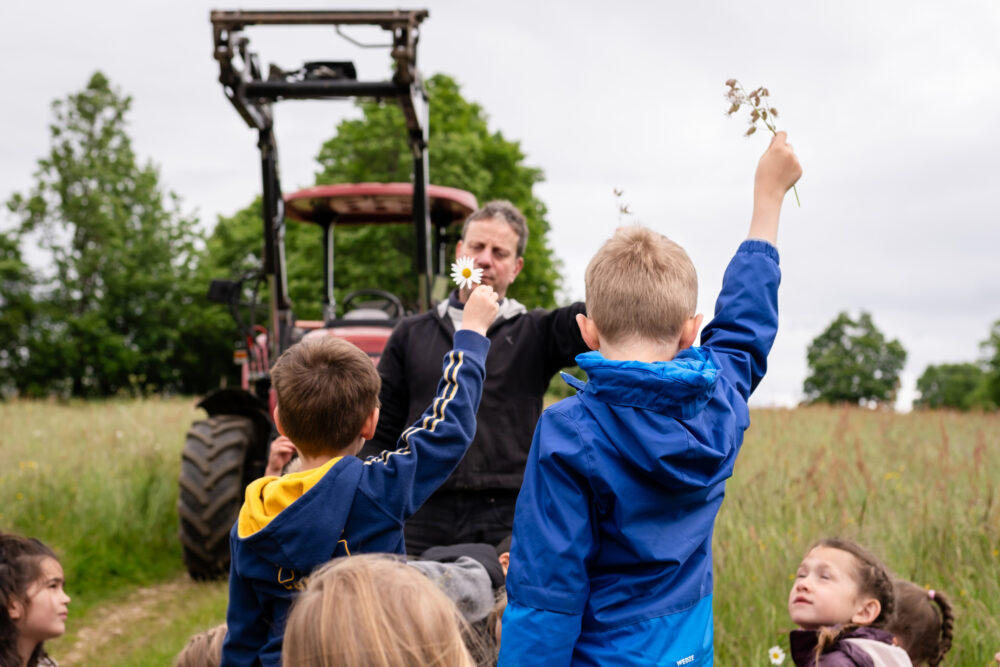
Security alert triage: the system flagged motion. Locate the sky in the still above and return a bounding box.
[3,1,998,409]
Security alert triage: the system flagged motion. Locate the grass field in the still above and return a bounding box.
[2,399,998,664]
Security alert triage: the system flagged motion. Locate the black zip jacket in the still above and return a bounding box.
[361,293,587,491]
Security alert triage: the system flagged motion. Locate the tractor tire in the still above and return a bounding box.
[178,415,257,581]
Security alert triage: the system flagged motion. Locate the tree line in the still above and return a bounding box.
[1,72,562,398]
[803,311,1000,411]
[2,73,997,411]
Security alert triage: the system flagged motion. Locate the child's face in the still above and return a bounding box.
[13,557,70,643]
[788,547,869,630]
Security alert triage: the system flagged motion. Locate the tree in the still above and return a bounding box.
[6,72,206,396]
[914,363,989,411]
[803,311,907,406]
[0,230,37,394]
[980,319,1000,407]
[315,74,562,310]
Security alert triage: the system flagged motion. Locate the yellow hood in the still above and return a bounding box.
[237,457,342,538]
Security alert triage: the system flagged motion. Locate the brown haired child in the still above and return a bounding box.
[886,580,953,667]
[788,538,911,666]
[222,285,498,666]
[1,533,70,667]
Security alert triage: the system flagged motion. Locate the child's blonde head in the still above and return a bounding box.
[585,226,697,346]
[887,580,953,667]
[174,623,226,667]
[270,337,381,457]
[283,554,474,667]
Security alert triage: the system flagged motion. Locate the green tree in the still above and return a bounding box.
[914,363,989,411]
[980,319,1000,407]
[0,230,36,393]
[291,73,560,315]
[6,72,206,396]
[803,311,907,406]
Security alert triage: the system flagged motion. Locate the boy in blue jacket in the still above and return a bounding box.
[498,133,802,667]
[221,285,499,667]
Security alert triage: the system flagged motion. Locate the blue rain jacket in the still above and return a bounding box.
[499,240,780,667]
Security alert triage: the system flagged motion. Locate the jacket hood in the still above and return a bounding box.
[559,347,736,490]
[234,457,363,573]
[570,347,720,420]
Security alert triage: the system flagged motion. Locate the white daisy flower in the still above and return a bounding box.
[768,646,786,665]
[450,256,483,289]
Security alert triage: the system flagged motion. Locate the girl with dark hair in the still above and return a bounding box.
[787,538,911,666]
[886,580,953,667]
[1,533,70,667]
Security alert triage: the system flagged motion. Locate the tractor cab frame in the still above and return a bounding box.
[178,9,477,579]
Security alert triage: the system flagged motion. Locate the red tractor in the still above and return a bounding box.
[178,9,476,580]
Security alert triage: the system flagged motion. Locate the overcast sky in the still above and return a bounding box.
[3,1,998,409]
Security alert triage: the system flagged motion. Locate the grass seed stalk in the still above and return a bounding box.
[725,78,800,207]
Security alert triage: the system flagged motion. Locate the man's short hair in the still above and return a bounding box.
[270,337,381,457]
[585,226,698,345]
[461,200,529,257]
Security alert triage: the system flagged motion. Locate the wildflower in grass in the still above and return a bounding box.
[450,256,483,289]
[768,645,786,665]
[725,78,800,206]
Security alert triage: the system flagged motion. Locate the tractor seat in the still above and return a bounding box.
[342,308,392,320]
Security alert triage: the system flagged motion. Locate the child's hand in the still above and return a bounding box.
[265,435,298,476]
[460,285,500,336]
[755,131,802,203]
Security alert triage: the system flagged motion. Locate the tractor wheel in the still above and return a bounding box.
[178,415,257,580]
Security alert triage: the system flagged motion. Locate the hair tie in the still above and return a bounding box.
[927,589,935,600]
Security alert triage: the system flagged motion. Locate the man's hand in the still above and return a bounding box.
[459,285,500,336]
[265,435,298,477]
[748,131,802,244]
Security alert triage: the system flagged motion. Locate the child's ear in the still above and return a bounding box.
[851,597,882,626]
[7,597,23,621]
[678,314,704,352]
[360,406,380,441]
[576,313,601,351]
[273,406,286,437]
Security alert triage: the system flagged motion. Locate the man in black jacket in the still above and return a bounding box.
[361,200,587,553]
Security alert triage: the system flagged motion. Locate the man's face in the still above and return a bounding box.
[456,218,524,300]
[787,546,870,630]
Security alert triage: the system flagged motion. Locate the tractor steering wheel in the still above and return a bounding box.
[341,289,405,319]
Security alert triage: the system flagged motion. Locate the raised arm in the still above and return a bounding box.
[360,286,497,518]
[700,133,801,399]
[747,130,802,245]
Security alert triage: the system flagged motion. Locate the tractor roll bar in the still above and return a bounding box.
[210,9,432,362]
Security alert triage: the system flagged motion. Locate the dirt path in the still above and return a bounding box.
[58,576,221,665]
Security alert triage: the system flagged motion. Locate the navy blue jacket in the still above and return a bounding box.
[499,240,780,667]
[221,331,489,666]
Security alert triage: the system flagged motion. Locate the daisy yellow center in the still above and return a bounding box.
[462,267,472,278]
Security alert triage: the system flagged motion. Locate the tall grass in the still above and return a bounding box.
[2,400,998,663]
[0,398,201,612]
[715,405,1000,663]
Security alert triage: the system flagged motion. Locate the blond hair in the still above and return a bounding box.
[270,337,380,458]
[584,226,697,345]
[283,554,474,667]
[174,623,226,667]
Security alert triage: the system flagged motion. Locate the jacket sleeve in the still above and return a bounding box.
[499,409,596,666]
[221,542,267,666]
[359,329,489,519]
[540,302,589,377]
[363,322,411,455]
[699,239,781,400]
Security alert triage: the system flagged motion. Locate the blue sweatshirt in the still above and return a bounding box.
[221,330,490,667]
[499,240,780,667]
